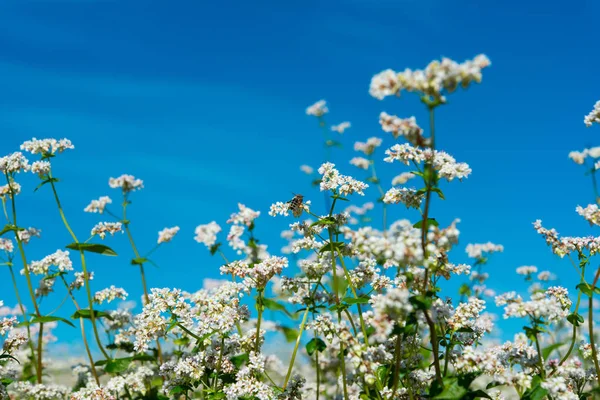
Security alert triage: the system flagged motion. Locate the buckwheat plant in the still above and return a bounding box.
[1,58,600,400]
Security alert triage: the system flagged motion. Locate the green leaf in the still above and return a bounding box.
[29,315,75,328]
[431,377,467,399]
[409,295,433,310]
[366,177,380,184]
[169,385,192,395]
[261,298,294,318]
[413,218,439,229]
[464,389,492,400]
[306,338,327,356]
[431,187,445,200]
[458,283,472,297]
[131,257,149,265]
[71,309,114,321]
[567,312,584,326]
[331,194,349,201]
[132,354,156,362]
[311,217,336,227]
[0,224,18,238]
[280,326,299,342]
[230,353,249,369]
[66,243,117,256]
[33,177,59,192]
[209,243,221,256]
[576,283,594,296]
[542,342,564,360]
[521,376,548,400]
[319,241,345,254]
[104,357,132,373]
[342,295,370,305]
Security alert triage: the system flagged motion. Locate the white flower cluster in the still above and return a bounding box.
[384,144,471,181]
[20,137,74,155]
[30,160,51,177]
[157,226,180,244]
[306,100,328,117]
[354,137,382,156]
[0,238,14,253]
[568,146,600,164]
[17,227,41,244]
[0,152,30,174]
[379,112,427,146]
[221,256,288,289]
[109,174,144,192]
[576,204,600,226]
[516,265,538,275]
[369,54,491,100]
[91,221,123,239]
[392,172,415,186]
[299,164,313,174]
[318,162,368,196]
[27,250,73,275]
[534,219,600,257]
[227,203,261,227]
[331,121,351,133]
[94,285,128,304]
[349,156,370,170]
[382,187,423,209]
[584,100,600,127]
[84,196,112,213]
[496,287,571,322]
[465,242,504,259]
[194,221,221,248]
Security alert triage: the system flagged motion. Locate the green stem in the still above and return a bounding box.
[534,331,545,378]
[59,275,99,384]
[213,336,225,390]
[48,177,109,360]
[255,290,264,353]
[588,266,600,386]
[337,311,349,400]
[337,255,369,344]
[282,307,310,389]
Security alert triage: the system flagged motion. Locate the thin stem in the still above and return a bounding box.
[213,336,225,390]
[255,290,263,353]
[37,322,44,383]
[336,310,349,400]
[48,177,109,359]
[282,307,310,389]
[558,264,585,367]
[337,255,369,344]
[534,331,545,378]
[391,333,402,398]
[588,266,600,386]
[59,275,99,384]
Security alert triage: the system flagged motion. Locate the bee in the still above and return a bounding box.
[287,194,305,218]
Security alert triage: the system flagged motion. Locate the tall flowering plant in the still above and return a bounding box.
[0,55,599,400]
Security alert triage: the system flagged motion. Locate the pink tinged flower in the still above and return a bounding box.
[17,227,41,244]
[84,196,112,213]
[318,162,368,196]
[383,187,423,209]
[91,222,123,239]
[305,100,328,117]
[158,226,180,244]
[194,221,221,247]
[0,181,21,197]
[28,250,73,275]
[354,137,382,156]
[0,238,14,253]
[576,204,600,226]
[392,172,415,186]
[109,174,144,192]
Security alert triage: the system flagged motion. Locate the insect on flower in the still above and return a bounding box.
[287,194,305,218]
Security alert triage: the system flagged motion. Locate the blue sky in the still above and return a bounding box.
[1,0,599,350]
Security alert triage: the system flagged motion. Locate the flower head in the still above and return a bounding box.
[109,174,144,193]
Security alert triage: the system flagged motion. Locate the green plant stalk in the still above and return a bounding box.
[589,266,600,386]
[337,310,349,400]
[59,274,100,384]
[7,264,39,381]
[418,106,442,384]
[443,332,454,376]
[121,202,164,363]
[213,336,226,390]
[48,177,110,360]
[7,178,44,383]
[337,255,370,344]
[255,289,264,353]
[282,306,310,389]
[558,265,585,367]
[315,343,320,400]
[533,331,545,379]
[391,333,402,398]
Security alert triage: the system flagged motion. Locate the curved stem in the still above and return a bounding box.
[588,266,600,386]
[255,290,264,353]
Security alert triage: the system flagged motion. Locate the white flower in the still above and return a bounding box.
[584,100,600,127]
[516,265,537,275]
[91,222,123,239]
[17,227,41,244]
[30,160,51,177]
[194,221,221,248]
[306,100,328,117]
[27,250,73,275]
[576,204,600,226]
[94,285,128,304]
[369,69,400,100]
[109,174,144,192]
[0,238,14,253]
[84,196,112,213]
[331,121,351,134]
[0,152,30,173]
[300,165,313,174]
[392,172,415,186]
[354,137,382,156]
[318,162,368,196]
[227,203,260,226]
[158,226,180,244]
[349,157,370,170]
[20,138,74,155]
[383,187,423,209]
[466,242,504,258]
